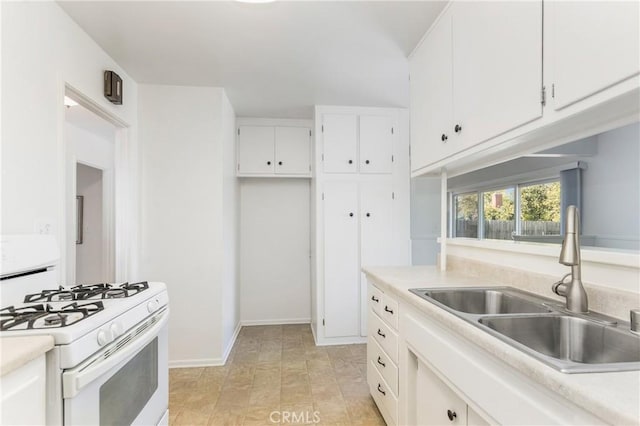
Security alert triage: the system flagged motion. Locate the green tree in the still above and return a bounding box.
[521,182,561,221]
[483,190,515,220]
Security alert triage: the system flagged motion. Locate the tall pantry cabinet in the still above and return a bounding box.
[311,106,410,345]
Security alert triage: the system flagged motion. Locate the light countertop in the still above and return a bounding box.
[0,336,54,377]
[363,265,640,426]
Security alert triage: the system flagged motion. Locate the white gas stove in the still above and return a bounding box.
[0,235,169,425]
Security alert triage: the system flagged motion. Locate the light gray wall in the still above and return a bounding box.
[410,177,441,265]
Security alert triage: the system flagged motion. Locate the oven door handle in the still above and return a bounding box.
[62,308,169,399]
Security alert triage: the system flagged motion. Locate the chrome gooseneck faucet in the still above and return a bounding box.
[552,205,589,313]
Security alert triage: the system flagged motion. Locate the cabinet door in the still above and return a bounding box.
[360,181,393,336]
[409,10,453,172]
[452,1,542,150]
[322,114,358,173]
[237,125,275,174]
[323,181,360,337]
[275,127,311,175]
[360,115,393,174]
[416,359,468,426]
[548,1,640,110]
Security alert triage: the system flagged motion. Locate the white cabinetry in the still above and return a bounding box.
[0,355,47,425]
[367,282,399,425]
[547,1,640,110]
[321,113,394,174]
[312,106,410,345]
[237,124,311,177]
[410,2,543,173]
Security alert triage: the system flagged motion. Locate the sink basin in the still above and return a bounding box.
[479,315,640,371]
[411,288,550,315]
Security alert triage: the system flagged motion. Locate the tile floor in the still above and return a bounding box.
[169,324,385,425]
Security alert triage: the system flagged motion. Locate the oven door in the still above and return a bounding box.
[62,308,169,426]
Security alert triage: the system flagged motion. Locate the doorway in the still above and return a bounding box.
[64,92,117,284]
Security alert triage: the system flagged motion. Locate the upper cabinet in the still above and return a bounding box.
[321,113,395,174]
[410,2,543,173]
[237,124,311,177]
[546,1,640,110]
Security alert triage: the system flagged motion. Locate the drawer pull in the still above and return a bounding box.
[384,305,394,314]
[371,295,379,303]
[447,409,457,421]
[377,329,386,338]
[377,356,386,368]
[377,384,386,396]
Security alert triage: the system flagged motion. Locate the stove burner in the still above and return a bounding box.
[0,302,104,331]
[23,281,149,303]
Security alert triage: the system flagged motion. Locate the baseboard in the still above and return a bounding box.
[240,318,311,326]
[169,358,225,368]
[222,321,242,364]
[314,335,367,346]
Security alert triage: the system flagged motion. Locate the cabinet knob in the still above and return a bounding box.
[377,328,386,338]
[384,305,394,314]
[441,134,448,142]
[447,410,457,422]
[349,212,354,217]
[267,161,271,165]
[365,160,370,164]
[371,295,379,303]
[377,356,386,368]
[455,124,462,133]
[366,213,371,217]
[348,159,353,164]
[377,384,386,396]
[278,161,283,166]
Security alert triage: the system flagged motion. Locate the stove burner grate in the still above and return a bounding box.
[23,281,149,303]
[0,301,104,331]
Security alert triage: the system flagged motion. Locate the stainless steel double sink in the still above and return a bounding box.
[409,287,640,373]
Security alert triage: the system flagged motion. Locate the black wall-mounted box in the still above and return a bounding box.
[104,70,123,105]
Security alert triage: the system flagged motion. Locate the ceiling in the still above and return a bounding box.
[58,1,446,118]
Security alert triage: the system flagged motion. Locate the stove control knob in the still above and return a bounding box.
[110,322,123,338]
[97,329,112,346]
[147,299,159,313]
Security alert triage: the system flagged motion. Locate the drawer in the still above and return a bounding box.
[369,283,383,316]
[368,337,398,396]
[368,360,398,425]
[380,294,399,330]
[369,311,398,364]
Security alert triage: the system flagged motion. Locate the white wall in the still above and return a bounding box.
[240,178,311,324]
[139,84,237,366]
[1,2,138,282]
[582,122,640,250]
[76,164,103,283]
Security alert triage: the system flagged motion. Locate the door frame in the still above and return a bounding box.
[60,83,134,285]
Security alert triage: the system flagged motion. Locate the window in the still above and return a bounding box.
[451,179,561,241]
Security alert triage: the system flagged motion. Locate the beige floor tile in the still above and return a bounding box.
[173,408,212,426]
[345,396,382,420]
[313,400,351,424]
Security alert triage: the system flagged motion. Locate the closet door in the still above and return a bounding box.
[323,181,360,337]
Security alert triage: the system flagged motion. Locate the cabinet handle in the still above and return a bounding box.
[384,306,394,314]
[377,329,386,338]
[377,384,386,396]
[348,159,353,164]
[447,410,457,422]
[371,295,379,303]
[267,161,271,165]
[366,213,371,217]
[349,212,354,217]
[377,356,386,368]
[365,160,370,164]
[441,134,448,142]
[278,161,283,166]
[454,124,462,133]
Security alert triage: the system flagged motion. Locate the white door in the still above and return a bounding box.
[452,1,543,150]
[237,125,275,174]
[275,126,311,175]
[547,1,640,110]
[322,114,358,174]
[359,115,393,174]
[409,9,453,171]
[359,181,393,336]
[323,181,360,337]
[416,359,468,426]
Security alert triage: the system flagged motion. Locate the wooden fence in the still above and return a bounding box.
[455,220,560,240]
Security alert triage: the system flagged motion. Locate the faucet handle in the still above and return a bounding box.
[631,309,640,334]
[552,273,572,296]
